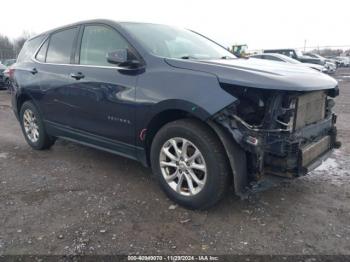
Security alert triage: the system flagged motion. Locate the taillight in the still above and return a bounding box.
[8,68,15,79]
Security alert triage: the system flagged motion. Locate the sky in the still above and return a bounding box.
[0,0,349,51]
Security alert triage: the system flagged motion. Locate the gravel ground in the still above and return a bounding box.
[0,69,349,256]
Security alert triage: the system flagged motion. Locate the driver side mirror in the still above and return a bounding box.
[106,49,140,68]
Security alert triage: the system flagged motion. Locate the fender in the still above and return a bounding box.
[135,98,210,150]
[208,120,248,198]
[147,99,211,121]
[13,88,40,120]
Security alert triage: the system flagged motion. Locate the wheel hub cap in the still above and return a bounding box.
[179,161,187,171]
[159,137,207,196]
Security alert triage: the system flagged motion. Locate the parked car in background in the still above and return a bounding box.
[0,63,7,89]
[304,53,337,73]
[263,49,324,65]
[250,53,328,73]
[304,52,326,64]
[1,59,16,89]
[324,61,337,73]
[2,65,15,88]
[336,57,350,67]
[11,20,340,209]
[3,59,16,67]
[325,56,345,67]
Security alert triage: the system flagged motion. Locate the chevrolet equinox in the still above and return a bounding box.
[11,20,340,209]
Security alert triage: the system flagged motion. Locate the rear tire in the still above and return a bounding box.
[20,101,55,150]
[150,119,231,209]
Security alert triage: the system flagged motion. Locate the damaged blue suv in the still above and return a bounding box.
[11,20,340,209]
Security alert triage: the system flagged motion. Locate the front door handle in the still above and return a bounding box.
[30,68,38,75]
[70,72,85,80]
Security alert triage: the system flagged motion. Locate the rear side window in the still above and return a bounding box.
[79,25,129,66]
[36,39,49,62]
[46,27,78,64]
[17,35,45,63]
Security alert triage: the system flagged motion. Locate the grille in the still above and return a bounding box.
[294,91,326,130]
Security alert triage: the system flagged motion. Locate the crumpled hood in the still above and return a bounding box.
[165,57,337,91]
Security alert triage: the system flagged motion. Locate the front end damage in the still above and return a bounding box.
[213,83,341,197]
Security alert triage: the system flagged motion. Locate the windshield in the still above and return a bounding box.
[281,55,301,64]
[121,23,236,60]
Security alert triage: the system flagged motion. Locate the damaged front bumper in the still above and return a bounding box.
[212,90,341,197]
[229,113,339,178]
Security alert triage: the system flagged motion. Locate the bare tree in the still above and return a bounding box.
[13,31,31,56]
[0,31,33,61]
[0,34,15,60]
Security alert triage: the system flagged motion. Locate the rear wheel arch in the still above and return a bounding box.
[17,93,32,113]
[16,93,45,119]
[19,100,55,150]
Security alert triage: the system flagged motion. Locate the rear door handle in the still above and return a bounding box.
[70,72,85,80]
[30,68,38,75]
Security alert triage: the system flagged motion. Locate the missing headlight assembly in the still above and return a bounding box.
[212,84,340,195]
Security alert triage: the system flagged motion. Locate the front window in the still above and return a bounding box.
[80,25,130,66]
[121,23,236,60]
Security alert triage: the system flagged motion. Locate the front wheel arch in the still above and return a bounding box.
[144,108,207,166]
[207,120,248,197]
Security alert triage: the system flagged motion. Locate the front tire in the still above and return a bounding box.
[151,119,231,209]
[20,101,55,150]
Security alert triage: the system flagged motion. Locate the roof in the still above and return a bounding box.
[28,19,120,40]
[28,19,166,41]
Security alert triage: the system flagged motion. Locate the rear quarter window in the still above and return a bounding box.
[35,39,49,62]
[17,35,45,63]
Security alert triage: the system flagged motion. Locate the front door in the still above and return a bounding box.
[67,24,139,145]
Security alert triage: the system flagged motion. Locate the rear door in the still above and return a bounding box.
[34,27,80,127]
[65,24,139,145]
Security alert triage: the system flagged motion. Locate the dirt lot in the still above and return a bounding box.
[0,69,350,256]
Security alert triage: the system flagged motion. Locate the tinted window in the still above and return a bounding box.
[264,55,283,62]
[17,35,45,62]
[36,39,49,62]
[80,25,129,66]
[46,27,78,64]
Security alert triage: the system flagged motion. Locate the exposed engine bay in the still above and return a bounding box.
[214,83,341,195]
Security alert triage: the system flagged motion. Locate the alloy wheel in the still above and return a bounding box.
[23,109,40,143]
[159,137,207,196]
